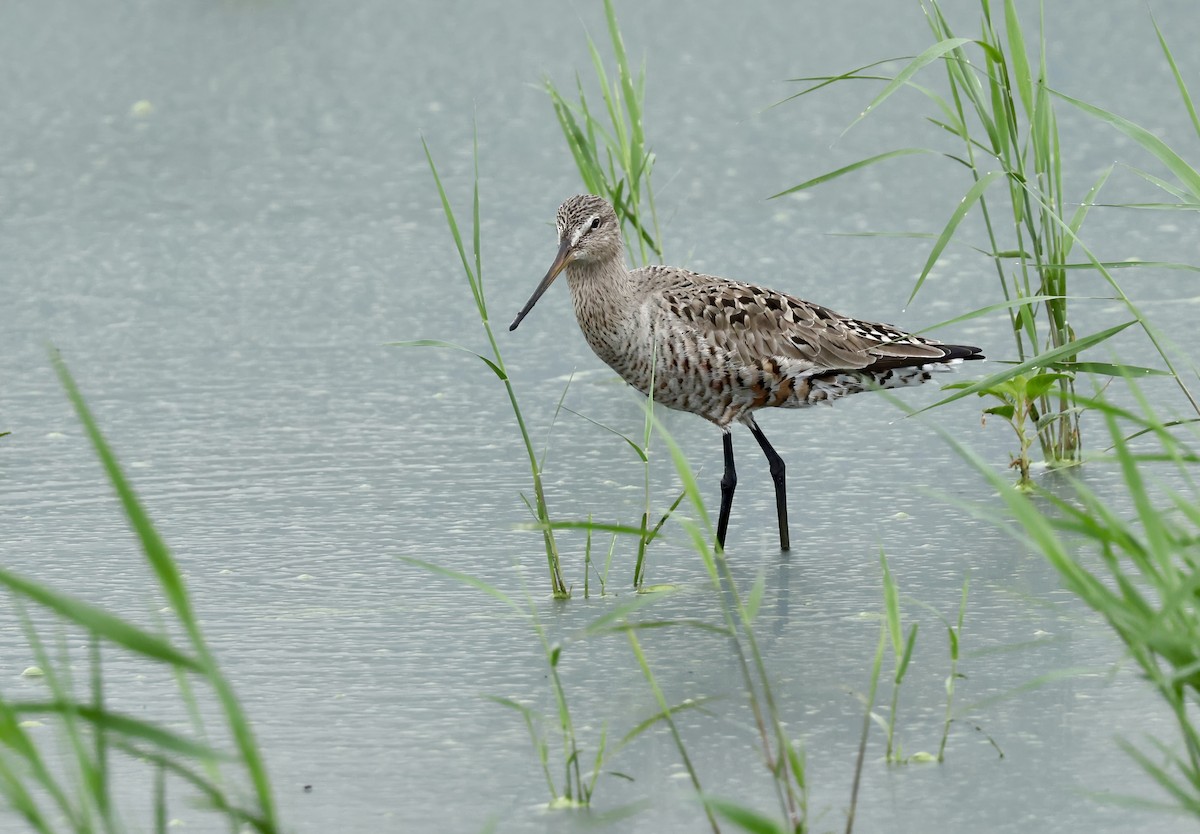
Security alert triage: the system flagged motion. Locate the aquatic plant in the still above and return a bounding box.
[541,0,688,590]
[776,0,1200,484]
[399,556,649,809]
[942,374,1200,820]
[396,130,569,597]
[544,0,662,266]
[0,354,279,834]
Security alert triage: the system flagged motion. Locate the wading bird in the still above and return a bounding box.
[510,195,983,551]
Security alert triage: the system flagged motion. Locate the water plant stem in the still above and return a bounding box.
[402,131,568,597]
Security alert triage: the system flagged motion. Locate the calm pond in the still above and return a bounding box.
[3,1,1199,832]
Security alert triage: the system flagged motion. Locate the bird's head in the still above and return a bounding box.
[510,195,622,331]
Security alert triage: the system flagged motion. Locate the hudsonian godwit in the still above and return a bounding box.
[510,194,983,552]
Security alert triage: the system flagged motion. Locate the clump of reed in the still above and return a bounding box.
[776,0,1200,485]
[544,0,662,267]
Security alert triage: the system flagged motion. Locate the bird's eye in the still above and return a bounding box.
[590,217,601,230]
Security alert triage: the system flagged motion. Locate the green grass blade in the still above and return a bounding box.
[908,294,1064,336]
[52,353,278,828]
[915,319,1137,413]
[539,519,654,538]
[775,58,907,104]
[1052,260,1200,273]
[472,122,482,295]
[0,692,79,830]
[910,169,1006,303]
[587,38,627,166]
[897,623,919,683]
[982,41,1014,164]
[1114,164,1193,202]
[400,556,523,614]
[562,406,648,463]
[1150,12,1200,141]
[705,797,788,834]
[1002,0,1034,118]
[10,701,229,761]
[1052,88,1200,203]
[604,0,642,162]
[617,697,719,749]
[880,552,903,657]
[420,136,482,308]
[1050,361,1168,377]
[0,568,201,671]
[547,81,606,195]
[626,631,720,832]
[843,38,978,135]
[116,743,274,833]
[1062,166,1113,262]
[388,339,506,381]
[1106,407,1170,561]
[771,148,932,199]
[153,765,167,834]
[52,355,201,635]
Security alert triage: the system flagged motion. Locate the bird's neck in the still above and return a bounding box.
[565,257,637,321]
[565,256,642,363]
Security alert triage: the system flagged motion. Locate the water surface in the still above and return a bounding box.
[3,1,1199,832]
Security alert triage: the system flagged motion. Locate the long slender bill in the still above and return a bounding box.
[509,238,572,331]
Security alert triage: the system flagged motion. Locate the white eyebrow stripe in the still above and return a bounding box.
[570,215,599,247]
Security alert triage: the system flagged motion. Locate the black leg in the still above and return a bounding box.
[716,430,737,551]
[748,420,790,551]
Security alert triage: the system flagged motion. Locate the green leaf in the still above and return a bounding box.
[562,406,648,462]
[0,568,201,671]
[704,797,789,834]
[896,623,919,683]
[844,38,979,134]
[774,57,913,106]
[388,339,506,381]
[1049,361,1169,377]
[10,701,227,761]
[915,320,1138,413]
[1052,88,1200,204]
[771,148,932,199]
[785,736,806,792]
[399,556,523,614]
[1053,260,1200,273]
[618,697,718,748]
[1025,372,1070,400]
[909,294,1064,337]
[1063,166,1113,261]
[539,519,656,538]
[482,694,538,720]
[1150,12,1200,142]
[911,170,1006,303]
[1003,0,1034,118]
[421,136,484,313]
[881,552,903,658]
[52,354,202,634]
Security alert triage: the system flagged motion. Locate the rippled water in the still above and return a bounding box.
[3,1,1199,832]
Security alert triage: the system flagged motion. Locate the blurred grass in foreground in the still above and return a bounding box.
[0,353,279,834]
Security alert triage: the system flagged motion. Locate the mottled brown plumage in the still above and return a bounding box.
[510,194,983,551]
